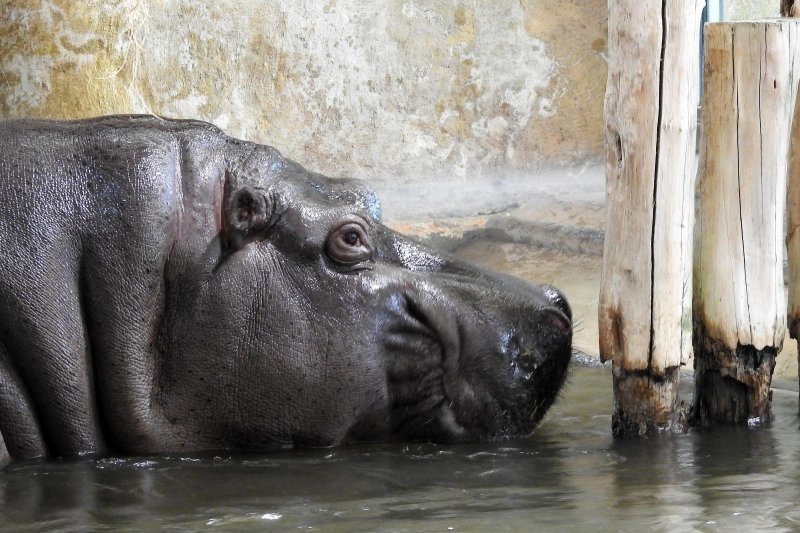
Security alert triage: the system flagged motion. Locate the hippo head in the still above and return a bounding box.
[164,149,572,450]
[146,142,568,454]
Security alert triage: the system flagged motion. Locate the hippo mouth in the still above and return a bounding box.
[383,294,465,441]
[384,293,572,442]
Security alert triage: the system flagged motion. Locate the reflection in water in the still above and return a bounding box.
[4,367,800,530]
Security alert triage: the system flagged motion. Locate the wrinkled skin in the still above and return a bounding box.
[0,115,572,465]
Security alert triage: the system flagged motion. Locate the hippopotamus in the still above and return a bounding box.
[0,115,572,465]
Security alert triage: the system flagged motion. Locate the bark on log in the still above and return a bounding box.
[693,21,800,426]
[600,0,702,436]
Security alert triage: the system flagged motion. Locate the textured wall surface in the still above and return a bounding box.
[726,0,779,19]
[0,0,607,181]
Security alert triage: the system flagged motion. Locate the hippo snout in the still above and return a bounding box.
[541,283,572,323]
[531,285,573,362]
[531,307,572,355]
[380,253,575,442]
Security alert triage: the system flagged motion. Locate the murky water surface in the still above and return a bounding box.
[3,366,800,531]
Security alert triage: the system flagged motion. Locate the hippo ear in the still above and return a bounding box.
[224,185,271,250]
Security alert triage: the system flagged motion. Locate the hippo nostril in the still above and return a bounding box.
[545,309,571,335]
[539,308,571,337]
[541,285,571,322]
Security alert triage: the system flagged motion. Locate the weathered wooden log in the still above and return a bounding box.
[600,0,702,436]
[693,21,800,426]
[785,26,800,409]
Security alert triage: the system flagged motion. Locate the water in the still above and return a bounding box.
[3,366,800,531]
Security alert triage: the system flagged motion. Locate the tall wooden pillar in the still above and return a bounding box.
[694,21,800,425]
[600,0,703,436]
[784,24,800,411]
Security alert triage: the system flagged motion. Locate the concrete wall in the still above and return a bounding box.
[0,0,607,182]
[726,0,779,19]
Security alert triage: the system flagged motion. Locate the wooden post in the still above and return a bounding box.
[693,21,800,426]
[600,0,703,436]
[785,26,800,410]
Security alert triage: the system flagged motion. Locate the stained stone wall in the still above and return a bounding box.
[0,0,607,182]
[726,0,779,19]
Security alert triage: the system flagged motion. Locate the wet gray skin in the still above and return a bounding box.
[0,115,572,464]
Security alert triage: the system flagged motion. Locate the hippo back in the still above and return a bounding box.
[0,116,230,460]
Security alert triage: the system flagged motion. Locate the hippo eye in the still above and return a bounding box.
[326,217,373,267]
[342,230,361,247]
